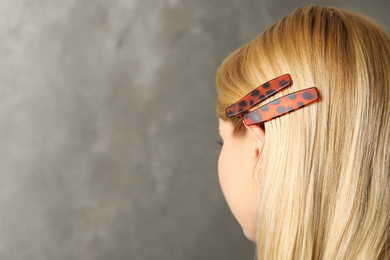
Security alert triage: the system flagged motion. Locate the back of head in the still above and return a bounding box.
[216,5,390,259]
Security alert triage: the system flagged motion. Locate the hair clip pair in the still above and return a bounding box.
[225,74,321,126]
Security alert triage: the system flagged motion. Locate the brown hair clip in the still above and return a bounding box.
[225,74,321,125]
[225,74,293,118]
[243,87,321,126]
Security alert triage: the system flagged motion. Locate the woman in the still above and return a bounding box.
[216,5,390,259]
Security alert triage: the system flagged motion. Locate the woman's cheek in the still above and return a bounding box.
[217,146,236,212]
[218,147,228,198]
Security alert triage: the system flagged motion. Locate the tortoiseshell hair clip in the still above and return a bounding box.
[225,74,321,126]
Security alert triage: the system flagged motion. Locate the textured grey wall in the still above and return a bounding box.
[0,0,389,259]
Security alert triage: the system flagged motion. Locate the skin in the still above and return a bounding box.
[218,118,265,242]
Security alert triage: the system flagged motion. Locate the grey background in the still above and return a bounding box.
[0,0,389,259]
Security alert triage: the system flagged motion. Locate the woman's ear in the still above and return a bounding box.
[244,123,265,159]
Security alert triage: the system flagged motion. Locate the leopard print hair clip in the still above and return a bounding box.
[225,74,321,126]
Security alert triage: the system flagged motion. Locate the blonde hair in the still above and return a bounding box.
[216,5,390,259]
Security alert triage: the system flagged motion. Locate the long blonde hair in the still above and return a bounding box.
[216,5,390,259]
